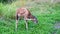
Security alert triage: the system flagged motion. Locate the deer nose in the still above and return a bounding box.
[34,20,38,24]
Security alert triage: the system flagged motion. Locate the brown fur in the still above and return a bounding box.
[15,7,38,30]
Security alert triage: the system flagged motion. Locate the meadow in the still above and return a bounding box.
[0,1,60,34]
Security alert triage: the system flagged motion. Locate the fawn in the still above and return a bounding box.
[16,7,38,30]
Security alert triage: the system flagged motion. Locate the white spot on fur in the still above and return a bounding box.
[18,14,20,16]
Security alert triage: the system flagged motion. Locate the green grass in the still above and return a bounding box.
[0,1,60,34]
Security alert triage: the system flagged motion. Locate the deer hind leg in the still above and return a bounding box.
[15,14,20,31]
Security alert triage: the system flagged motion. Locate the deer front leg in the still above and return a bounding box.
[25,20,28,30]
[24,17,28,30]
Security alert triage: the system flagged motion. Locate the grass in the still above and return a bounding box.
[0,1,60,34]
